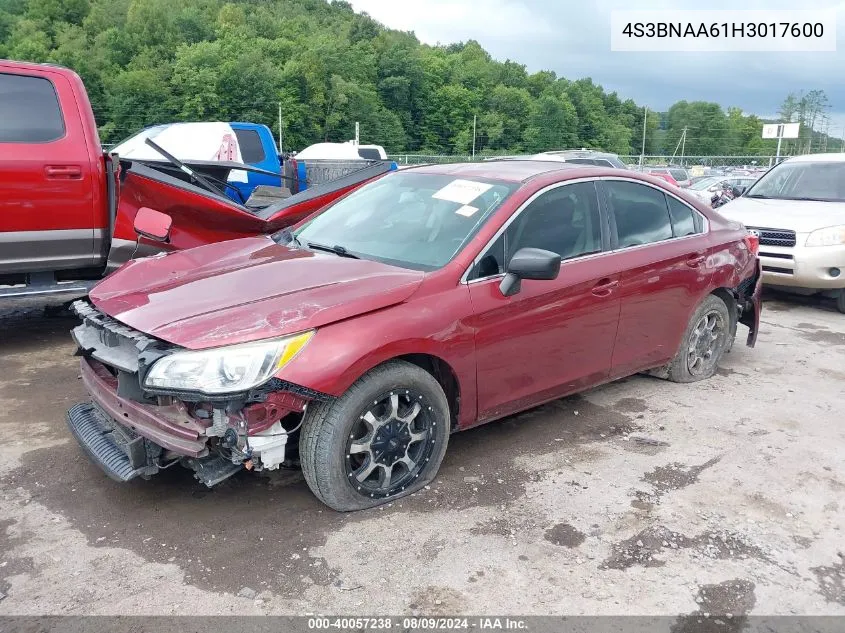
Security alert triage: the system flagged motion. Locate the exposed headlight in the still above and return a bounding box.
[144,331,314,395]
[806,225,845,247]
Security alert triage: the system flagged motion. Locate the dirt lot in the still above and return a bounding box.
[0,293,844,617]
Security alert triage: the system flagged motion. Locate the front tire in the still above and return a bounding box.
[836,290,845,314]
[299,360,450,511]
[664,295,732,383]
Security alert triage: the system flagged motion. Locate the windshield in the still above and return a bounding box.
[746,161,845,202]
[669,169,689,182]
[292,172,518,271]
[690,177,722,191]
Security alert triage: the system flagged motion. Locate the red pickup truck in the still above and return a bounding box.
[0,60,392,304]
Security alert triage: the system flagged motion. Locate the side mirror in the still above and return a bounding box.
[499,247,561,297]
[733,185,746,196]
[134,207,172,243]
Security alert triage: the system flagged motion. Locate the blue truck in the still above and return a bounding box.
[112,122,392,206]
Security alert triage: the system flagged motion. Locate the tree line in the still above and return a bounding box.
[0,0,840,156]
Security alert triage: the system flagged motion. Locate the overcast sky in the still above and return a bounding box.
[347,0,845,142]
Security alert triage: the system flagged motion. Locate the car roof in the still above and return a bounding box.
[405,160,589,182]
[784,153,845,163]
[539,149,618,158]
[0,59,78,77]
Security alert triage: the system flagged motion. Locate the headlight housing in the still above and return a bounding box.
[806,225,845,247]
[143,331,314,395]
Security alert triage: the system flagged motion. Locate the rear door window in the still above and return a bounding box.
[604,181,673,247]
[233,128,266,163]
[0,73,65,143]
[358,147,383,160]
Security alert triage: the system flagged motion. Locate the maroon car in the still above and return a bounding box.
[67,161,762,511]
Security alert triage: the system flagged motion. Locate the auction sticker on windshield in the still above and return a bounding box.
[433,179,493,205]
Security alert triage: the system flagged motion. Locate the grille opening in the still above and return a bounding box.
[759,252,794,260]
[762,265,794,275]
[748,227,797,248]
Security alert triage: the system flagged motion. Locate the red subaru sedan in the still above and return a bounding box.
[67,161,762,511]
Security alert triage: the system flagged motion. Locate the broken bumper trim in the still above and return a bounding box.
[66,403,147,482]
[79,357,208,458]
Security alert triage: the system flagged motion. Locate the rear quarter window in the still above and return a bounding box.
[0,73,65,143]
[233,128,266,163]
[666,195,703,237]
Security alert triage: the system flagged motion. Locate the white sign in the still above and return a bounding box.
[432,179,493,205]
[762,124,780,139]
[762,123,801,139]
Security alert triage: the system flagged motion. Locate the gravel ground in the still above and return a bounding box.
[0,292,843,616]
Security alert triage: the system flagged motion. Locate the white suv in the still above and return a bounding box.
[718,153,845,313]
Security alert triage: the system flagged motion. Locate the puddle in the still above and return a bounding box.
[811,553,845,606]
[671,579,756,631]
[601,526,771,571]
[642,457,721,495]
[543,523,585,548]
[613,397,648,413]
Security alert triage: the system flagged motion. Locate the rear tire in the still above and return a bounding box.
[299,360,450,511]
[664,295,732,383]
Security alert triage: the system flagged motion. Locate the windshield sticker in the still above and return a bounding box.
[455,205,479,217]
[432,179,493,205]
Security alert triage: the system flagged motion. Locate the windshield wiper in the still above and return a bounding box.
[306,241,360,259]
[745,194,773,199]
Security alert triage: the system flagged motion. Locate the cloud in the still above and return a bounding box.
[348,0,554,42]
[348,0,845,136]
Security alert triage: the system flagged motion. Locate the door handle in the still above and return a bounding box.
[45,165,83,179]
[686,254,706,268]
[591,278,619,297]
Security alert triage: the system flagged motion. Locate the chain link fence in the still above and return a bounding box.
[620,155,786,169]
[388,154,790,169]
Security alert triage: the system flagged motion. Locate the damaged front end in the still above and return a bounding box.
[66,300,328,487]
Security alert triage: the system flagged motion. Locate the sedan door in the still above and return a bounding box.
[598,179,712,378]
[464,180,621,424]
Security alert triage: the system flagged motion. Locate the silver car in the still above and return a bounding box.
[687,176,759,205]
[717,153,845,313]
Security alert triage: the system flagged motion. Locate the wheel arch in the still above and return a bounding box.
[395,353,461,431]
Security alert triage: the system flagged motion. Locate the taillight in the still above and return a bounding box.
[744,231,759,256]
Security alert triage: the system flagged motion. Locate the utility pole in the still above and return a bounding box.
[279,101,284,156]
[671,127,687,164]
[640,106,648,168]
[472,114,477,159]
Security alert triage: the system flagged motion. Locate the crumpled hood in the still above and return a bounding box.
[717,197,845,233]
[90,237,424,349]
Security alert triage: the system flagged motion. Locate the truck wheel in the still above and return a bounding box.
[837,290,845,314]
[299,360,450,511]
[664,295,732,383]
